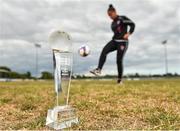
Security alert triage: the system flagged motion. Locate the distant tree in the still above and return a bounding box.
[167,73,173,77]
[152,74,162,77]
[9,72,21,78]
[174,73,179,76]
[135,73,140,77]
[82,75,86,79]
[26,71,31,78]
[0,66,11,72]
[41,71,53,79]
[104,75,116,78]
[76,75,82,79]
[163,73,173,77]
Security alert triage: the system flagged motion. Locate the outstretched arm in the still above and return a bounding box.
[121,16,135,39]
[122,16,135,34]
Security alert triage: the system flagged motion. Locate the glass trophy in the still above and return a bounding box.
[46,30,78,130]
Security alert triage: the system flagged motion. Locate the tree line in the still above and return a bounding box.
[0,66,179,80]
[0,66,53,79]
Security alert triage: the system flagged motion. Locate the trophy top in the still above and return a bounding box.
[48,30,72,52]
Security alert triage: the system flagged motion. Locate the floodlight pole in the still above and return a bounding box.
[34,43,41,78]
[162,40,168,75]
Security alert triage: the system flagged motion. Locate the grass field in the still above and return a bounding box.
[0,79,180,130]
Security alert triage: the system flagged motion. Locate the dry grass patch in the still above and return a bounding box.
[0,79,180,130]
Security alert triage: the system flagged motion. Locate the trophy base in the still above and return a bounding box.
[46,105,78,130]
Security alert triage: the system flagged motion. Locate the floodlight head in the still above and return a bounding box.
[35,43,41,48]
[162,40,168,45]
[48,30,72,52]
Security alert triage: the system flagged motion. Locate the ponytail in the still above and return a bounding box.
[108,4,116,12]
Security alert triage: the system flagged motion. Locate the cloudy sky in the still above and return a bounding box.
[0,0,180,76]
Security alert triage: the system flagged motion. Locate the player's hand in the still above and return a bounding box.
[123,33,130,40]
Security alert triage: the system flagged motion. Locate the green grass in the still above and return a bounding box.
[0,79,180,130]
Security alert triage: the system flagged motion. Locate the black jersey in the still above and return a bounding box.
[111,15,135,40]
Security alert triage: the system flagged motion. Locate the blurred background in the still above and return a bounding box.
[0,0,180,79]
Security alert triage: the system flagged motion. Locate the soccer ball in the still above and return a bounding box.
[78,45,90,57]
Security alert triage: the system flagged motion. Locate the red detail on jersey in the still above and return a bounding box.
[120,45,125,50]
[117,26,122,32]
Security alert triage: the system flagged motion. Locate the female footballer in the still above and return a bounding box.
[90,4,136,84]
